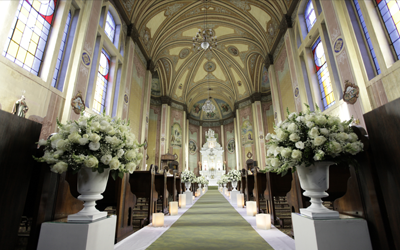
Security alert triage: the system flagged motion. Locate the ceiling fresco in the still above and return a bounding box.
[116,0,297,120]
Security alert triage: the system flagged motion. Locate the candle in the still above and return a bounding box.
[256,214,271,230]
[192,195,195,201]
[246,201,257,216]
[152,213,164,227]
[237,193,244,208]
[169,201,178,216]
[179,194,186,208]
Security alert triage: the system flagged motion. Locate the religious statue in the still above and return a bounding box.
[223,161,227,170]
[12,95,29,118]
[198,161,202,171]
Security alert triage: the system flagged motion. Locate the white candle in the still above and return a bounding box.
[256,214,271,230]
[169,201,178,216]
[152,213,164,227]
[237,193,244,208]
[246,201,257,216]
[179,194,186,208]
[192,195,195,201]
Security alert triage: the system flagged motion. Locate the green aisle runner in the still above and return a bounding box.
[147,187,273,250]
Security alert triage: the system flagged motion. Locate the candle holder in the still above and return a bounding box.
[169,201,178,216]
[179,194,186,208]
[237,193,244,208]
[152,213,164,227]
[246,201,257,216]
[256,214,271,230]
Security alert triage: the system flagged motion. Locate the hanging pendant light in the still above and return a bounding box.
[192,0,217,51]
[202,87,215,114]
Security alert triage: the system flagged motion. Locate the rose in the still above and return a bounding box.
[288,112,297,119]
[335,132,348,142]
[38,139,47,146]
[136,153,143,161]
[109,157,121,170]
[289,133,300,142]
[306,121,315,128]
[320,128,329,136]
[291,149,302,160]
[274,146,283,157]
[315,115,327,126]
[327,116,340,126]
[78,137,89,145]
[53,150,64,159]
[265,133,272,140]
[68,132,81,143]
[344,141,363,155]
[89,133,101,143]
[287,123,298,133]
[296,116,304,123]
[56,139,69,151]
[84,156,98,168]
[314,136,327,146]
[295,141,304,149]
[305,114,314,122]
[117,149,124,158]
[89,141,100,151]
[126,162,136,173]
[69,124,79,133]
[309,127,319,138]
[125,149,137,161]
[105,136,122,147]
[51,161,68,174]
[91,122,100,131]
[101,154,112,165]
[348,133,358,142]
[281,148,292,158]
[313,150,325,161]
[276,129,288,141]
[266,158,272,166]
[327,141,342,155]
[271,158,281,168]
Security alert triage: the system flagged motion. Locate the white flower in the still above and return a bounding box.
[296,116,304,123]
[79,119,87,127]
[313,150,325,161]
[265,133,272,140]
[314,136,327,146]
[78,137,89,145]
[289,133,300,142]
[101,154,112,165]
[126,162,136,173]
[68,132,81,143]
[327,141,342,155]
[109,157,121,170]
[91,122,100,131]
[336,132,349,142]
[84,156,98,168]
[281,148,292,158]
[315,115,327,126]
[136,153,143,161]
[288,112,297,120]
[89,141,100,151]
[271,158,281,168]
[38,139,47,146]
[53,150,64,159]
[266,158,272,166]
[327,116,340,126]
[309,127,319,138]
[274,146,283,157]
[56,139,68,151]
[117,149,125,158]
[320,128,329,136]
[69,123,79,133]
[306,121,315,128]
[105,136,122,147]
[291,149,302,160]
[281,122,289,129]
[51,161,68,174]
[89,133,101,143]
[338,124,344,132]
[287,123,298,133]
[348,133,358,142]
[276,129,288,141]
[125,149,137,161]
[344,142,363,155]
[295,141,304,149]
[305,114,314,122]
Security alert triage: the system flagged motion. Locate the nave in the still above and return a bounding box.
[115,187,294,250]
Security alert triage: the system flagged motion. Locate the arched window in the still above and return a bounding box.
[353,0,381,75]
[105,11,116,42]
[93,49,110,114]
[52,10,71,89]
[375,0,400,60]
[305,0,317,33]
[312,37,335,110]
[3,0,57,75]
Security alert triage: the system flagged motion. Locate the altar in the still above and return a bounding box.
[200,129,224,186]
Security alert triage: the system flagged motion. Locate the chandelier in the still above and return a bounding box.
[192,1,217,51]
[202,88,215,113]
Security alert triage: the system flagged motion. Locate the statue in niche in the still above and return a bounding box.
[198,161,202,171]
[12,95,29,118]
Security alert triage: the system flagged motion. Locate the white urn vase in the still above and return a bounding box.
[232,181,238,191]
[68,167,111,222]
[185,182,191,192]
[297,161,339,219]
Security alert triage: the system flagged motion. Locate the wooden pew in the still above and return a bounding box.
[241,169,247,199]
[167,175,175,202]
[129,169,155,228]
[154,170,168,214]
[175,174,182,199]
[253,170,266,213]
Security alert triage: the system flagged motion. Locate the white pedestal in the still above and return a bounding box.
[230,190,240,205]
[184,191,193,205]
[37,216,117,250]
[197,188,203,196]
[292,213,372,250]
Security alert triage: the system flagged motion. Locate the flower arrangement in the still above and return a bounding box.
[181,170,196,183]
[219,175,230,184]
[265,105,363,175]
[227,170,241,182]
[197,176,208,185]
[34,112,143,180]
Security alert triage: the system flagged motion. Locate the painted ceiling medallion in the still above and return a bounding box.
[204,61,216,72]
[71,91,85,115]
[343,80,359,105]
[179,48,190,59]
[227,46,239,56]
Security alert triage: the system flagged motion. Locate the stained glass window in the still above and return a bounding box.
[93,49,110,114]
[52,10,71,89]
[312,37,335,109]
[354,0,381,75]
[305,0,317,33]
[105,11,116,43]
[375,0,400,60]
[3,0,57,75]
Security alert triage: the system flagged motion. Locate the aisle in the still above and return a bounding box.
[147,188,274,250]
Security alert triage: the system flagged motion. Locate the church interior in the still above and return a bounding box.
[1,0,400,249]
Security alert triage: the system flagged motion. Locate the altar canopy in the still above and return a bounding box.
[200,129,224,186]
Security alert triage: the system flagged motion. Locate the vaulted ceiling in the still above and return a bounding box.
[114,0,298,121]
